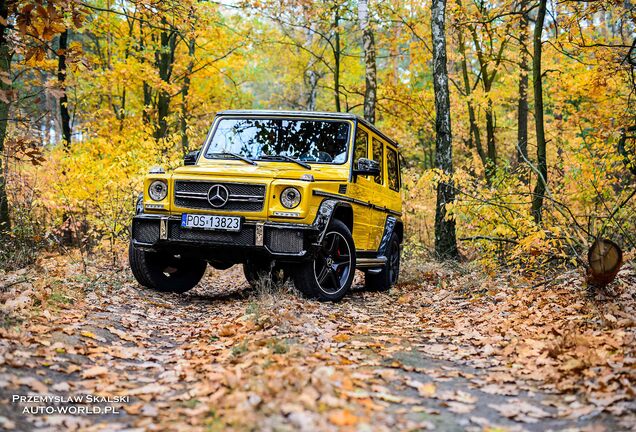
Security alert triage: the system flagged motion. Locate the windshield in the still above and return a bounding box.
[204,118,350,164]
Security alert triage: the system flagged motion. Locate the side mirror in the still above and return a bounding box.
[184,150,200,166]
[353,157,381,177]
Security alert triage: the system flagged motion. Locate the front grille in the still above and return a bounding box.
[133,219,160,244]
[266,229,304,254]
[174,181,265,211]
[169,222,255,246]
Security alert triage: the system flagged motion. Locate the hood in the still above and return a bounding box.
[172,160,348,182]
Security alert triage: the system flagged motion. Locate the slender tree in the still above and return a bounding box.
[358,0,377,123]
[57,29,72,151]
[304,23,320,110]
[332,3,342,112]
[431,0,458,259]
[454,0,485,168]
[180,5,196,153]
[0,0,10,233]
[516,0,529,168]
[531,0,548,223]
[154,17,178,140]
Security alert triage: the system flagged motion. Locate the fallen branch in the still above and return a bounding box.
[459,236,519,244]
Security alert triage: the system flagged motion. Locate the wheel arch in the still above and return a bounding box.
[332,203,353,232]
[377,216,402,257]
[394,220,404,243]
[313,199,354,243]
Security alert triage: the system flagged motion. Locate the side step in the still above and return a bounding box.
[356,257,387,269]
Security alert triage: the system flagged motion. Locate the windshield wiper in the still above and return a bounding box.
[259,154,311,170]
[209,151,257,166]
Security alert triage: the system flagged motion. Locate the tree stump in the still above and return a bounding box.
[587,238,622,290]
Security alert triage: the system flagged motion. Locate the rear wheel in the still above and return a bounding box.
[293,219,356,302]
[365,233,400,292]
[129,241,207,293]
[243,258,289,288]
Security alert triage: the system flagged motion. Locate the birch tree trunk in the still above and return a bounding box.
[431,0,458,259]
[531,0,548,223]
[358,0,377,123]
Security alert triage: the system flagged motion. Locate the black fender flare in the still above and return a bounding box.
[377,216,399,258]
[135,193,144,215]
[312,199,353,244]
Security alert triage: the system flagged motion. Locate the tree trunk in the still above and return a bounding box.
[457,21,485,166]
[0,0,11,233]
[303,24,319,111]
[485,98,496,167]
[154,19,177,140]
[57,29,72,151]
[139,22,152,126]
[587,238,622,289]
[358,0,376,123]
[116,13,137,130]
[333,6,341,112]
[431,0,458,259]
[305,70,319,110]
[531,0,548,223]
[181,7,196,153]
[180,37,194,153]
[516,0,529,168]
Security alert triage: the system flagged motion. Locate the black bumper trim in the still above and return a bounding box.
[131,214,319,258]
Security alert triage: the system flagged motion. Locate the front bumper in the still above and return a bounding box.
[131,214,320,259]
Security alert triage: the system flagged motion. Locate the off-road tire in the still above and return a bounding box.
[293,219,356,302]
[365,233,400,292]
[129,241,207,293]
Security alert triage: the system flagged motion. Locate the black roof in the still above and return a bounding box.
[216,109,398,148]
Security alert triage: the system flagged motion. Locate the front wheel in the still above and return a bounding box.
[129,242,207,293]
[293,220,356,302]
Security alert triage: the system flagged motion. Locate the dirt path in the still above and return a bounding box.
[0,257,634,431]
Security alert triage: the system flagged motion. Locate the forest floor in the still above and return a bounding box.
[0,251,635,431]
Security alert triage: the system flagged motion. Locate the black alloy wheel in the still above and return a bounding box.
[293,219,356,302]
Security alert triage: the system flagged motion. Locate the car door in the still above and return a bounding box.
[385,144,402,215]
[347,125,373,251]
[367,136,388,249]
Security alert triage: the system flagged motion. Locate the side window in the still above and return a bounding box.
[353,127,368,163]
[387,146,399,192]
[372,138,384,185]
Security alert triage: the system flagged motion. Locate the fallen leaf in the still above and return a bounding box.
[445,401,475,414]
[81,366,109,379]
[16,376,47,393]
[328,409,358,426]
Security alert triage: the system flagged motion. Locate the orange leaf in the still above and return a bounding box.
[328,409,359,426]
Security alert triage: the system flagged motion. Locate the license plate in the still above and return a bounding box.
[181,214,241,231]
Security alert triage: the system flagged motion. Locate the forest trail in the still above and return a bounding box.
[0,255,634,431]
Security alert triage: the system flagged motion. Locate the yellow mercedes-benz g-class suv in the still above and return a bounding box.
[129,110,403,301]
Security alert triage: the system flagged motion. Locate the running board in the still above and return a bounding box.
[356,257,387,269]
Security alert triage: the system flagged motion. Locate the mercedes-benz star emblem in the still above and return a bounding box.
[207,184,230,208]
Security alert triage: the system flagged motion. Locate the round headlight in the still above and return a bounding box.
[281,187,301,209]
[148,180,168,201]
